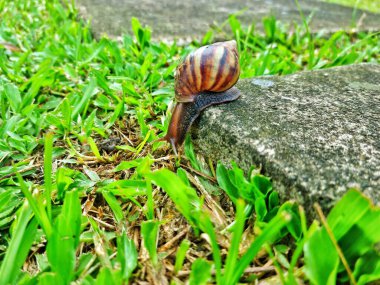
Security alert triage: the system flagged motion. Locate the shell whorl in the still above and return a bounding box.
[174,40,240,103]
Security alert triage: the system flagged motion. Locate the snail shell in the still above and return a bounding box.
[175,40,240,103]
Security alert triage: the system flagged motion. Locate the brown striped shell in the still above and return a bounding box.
[174,40,240,103]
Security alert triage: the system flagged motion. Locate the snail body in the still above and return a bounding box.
[162,40,241,154]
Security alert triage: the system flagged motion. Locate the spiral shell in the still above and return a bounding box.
[174,40,240,102]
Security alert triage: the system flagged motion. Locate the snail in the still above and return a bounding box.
[161,40,241,155]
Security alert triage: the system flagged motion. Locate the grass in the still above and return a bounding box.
[323,0,380,13]
[0,0,379,284]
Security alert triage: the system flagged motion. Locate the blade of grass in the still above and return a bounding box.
[223,199,245,284]
[72,77,97,120]
[102,190,124,223]
[314,203,357,285]
[87,136,104,161]
[287,206,307,283]
[44,132,54,221]
[189,258,212,285]
[147,169,201,229]
[174,239,191,273]
[141,220,159,266]
[145,178,154,220]
[0,202,38,285]
[117,231,138,282]
[17,171,52,238]
[47,190,82,284]
[198,214,222,284]
[231,212,291,283]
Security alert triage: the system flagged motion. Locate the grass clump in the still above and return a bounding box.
[0,0,379,284]
[324,0,380,13]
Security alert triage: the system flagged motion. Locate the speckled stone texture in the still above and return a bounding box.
[192,64,380,212]
[75,0,380,41]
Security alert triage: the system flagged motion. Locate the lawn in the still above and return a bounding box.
[324,0,380,13]
[0,0,379,284]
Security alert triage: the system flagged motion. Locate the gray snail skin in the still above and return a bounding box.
[162,40,241,154]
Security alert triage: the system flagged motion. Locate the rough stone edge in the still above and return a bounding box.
[191,63,380,217]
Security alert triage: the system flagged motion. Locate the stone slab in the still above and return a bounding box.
[191,64,380,212]
[76,0,380,42]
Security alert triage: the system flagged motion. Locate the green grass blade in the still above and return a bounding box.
[37,272,64,285]
[223,199,245,284]
[117,231,138,282]
[17,172,52,238]
[61,98,72,133]
[72,77,97,119]
[231,212,291,283]
[0,202,38,285]
[87,136,103,161]
[44,132,54,221]
[4,83,22,113]
[145,178,154,220]
[174,239,191,273]
[47,190,82,284]
[141,220,159,266]
[198,214,222,284]
[189,258,212,285]
[147,169,201,228]
[102,190,124,223]
[304,227,340,285]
